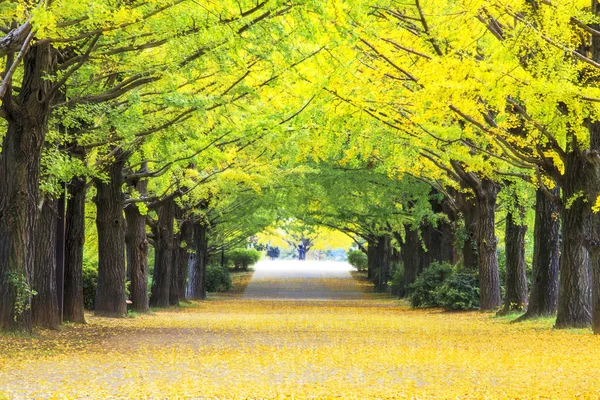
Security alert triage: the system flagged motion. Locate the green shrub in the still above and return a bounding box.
[434,272,479,310]
[206,265,233,292]
[347,250,368,271]
[82,262,98,310]
[227,248,261,270]
[389,262,405,296]
[408,261,453,308]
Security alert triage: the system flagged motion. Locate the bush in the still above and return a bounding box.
[83,262,98,310]
[206,265,233,292]
[434,272,479,310]
[408,261,453,308]
[347,250,368,271]
[227,248,261,270]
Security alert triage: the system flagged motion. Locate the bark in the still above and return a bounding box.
[517,188,560,321]
[94,152,128,317]
[31,198,60,329]
[376,235,392,292]
[366,238,377,282]
[150,198,176,308]
[125,179,149,313]
[63,176,86,323]
[475,179,502,310]
[589,0,600,335]
[175,220,193,301]
[556,150,592,328]
[0,42,56,330]
[456,192,478,271]
[501,208,528,314]
[169,219,182,307]
[401,227,422,297]
[440,197,459,264]
[187,222,208,300]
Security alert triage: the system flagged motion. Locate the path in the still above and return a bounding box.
[242,259,364,300]
[2,261,600,398]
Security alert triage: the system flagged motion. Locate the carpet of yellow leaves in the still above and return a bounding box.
[1,282,600,398]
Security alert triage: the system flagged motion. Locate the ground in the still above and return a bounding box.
[1,260,600,399]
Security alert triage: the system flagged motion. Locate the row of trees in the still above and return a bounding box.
[0,0,336,331]
[296,0,600,332]
[4,0,600,336]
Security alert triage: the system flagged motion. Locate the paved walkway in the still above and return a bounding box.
[242,259,364,300]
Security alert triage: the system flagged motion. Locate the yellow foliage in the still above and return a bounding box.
[1,283,599,398]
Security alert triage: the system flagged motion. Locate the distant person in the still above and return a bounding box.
[298,244,305,261]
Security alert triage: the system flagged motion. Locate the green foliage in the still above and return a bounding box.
[434,273,480,311]
[83,262,98,310]
[5,273,37,322]
[227,248,261,271]
[409,262,479,311]
[389,262,405,296]
[347,250,367,271]
[408,262,453,308]
[206,265,233,293]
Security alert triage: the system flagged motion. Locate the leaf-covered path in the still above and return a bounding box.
[2,261,600,398]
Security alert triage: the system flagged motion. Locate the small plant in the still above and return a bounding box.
[434,272,480,311]
[226,248,261,270]
[347,250,368,271]
[82,262,98,310]
[408,261,453,308]
[6,272,37,321]
[206,264,233,292]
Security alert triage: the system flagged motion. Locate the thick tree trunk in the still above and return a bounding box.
[150,198,176,308]
[94,153,128,317]
[187,222,208,300]
[456,192,478,271]
[63,176,86,323]
[440,196,459,264]
[175,220,193,302]
[0,43,56,330]
[125,179,149,313]
[501,208,528,314]
[556,151,592,328]
[402,227,422,297]
[475,179,502,310]
[517,188,560,321]
[376,235,392,292]
[31,198,60,329]
[125,204,149,312]
[366,238,377,282]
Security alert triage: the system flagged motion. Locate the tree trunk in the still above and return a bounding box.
[366,238,377,282]
[501,208,528,314]
[456,192,478,271]
[402,227,422,297]
[0,43,56,330]
[555,149,592,328]
[124,180,149,313]
[63,176,86,323]
[376,235,392,292]
[176,220,193,301]
[169,220,182,307]
[440,196,459,264]
[94,153,128,317]
[31,198,60,329]
[475,179,502,310]
[517,188,560,321]
[150,198,176,308]
[187,222,208,300]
